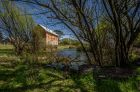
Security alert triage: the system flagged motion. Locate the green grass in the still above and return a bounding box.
[0,44,14,56]
[0,44,140,92]
[0,61,139,92]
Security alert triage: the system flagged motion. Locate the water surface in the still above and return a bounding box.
[57,48,88,62]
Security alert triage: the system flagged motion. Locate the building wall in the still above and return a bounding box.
[46,32,58,46]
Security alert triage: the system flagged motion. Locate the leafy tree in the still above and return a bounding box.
[60,38,80,45]
[31,25,46,53]
[0,0,35,55]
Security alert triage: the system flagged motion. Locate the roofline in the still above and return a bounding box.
[38,24,59,37]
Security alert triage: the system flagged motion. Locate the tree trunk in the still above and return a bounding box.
[15,45,24,55]
[115,42,129,67]
[119,51,129,67]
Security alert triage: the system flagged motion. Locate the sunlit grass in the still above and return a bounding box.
[0,61,139,92]
[0,44,13,50]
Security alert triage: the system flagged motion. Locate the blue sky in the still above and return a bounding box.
[16,1,73,39]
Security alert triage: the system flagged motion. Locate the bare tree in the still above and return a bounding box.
[11,0,140,67]
[102,0,140,67]
[13,0,108,66]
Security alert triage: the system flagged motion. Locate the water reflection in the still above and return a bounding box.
[46,48,90,70]
[57,48,87,62]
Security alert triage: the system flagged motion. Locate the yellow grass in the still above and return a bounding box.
[0,44,13,50]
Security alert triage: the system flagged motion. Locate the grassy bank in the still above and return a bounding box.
[0,60,140,92]
[57,45,77,50]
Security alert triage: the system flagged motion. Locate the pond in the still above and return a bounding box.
[57,48,88,62]
[46,48,92,71]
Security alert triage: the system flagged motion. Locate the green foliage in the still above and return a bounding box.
[60,38,80,46]
[0,0,35,55]
[130,52,139,62]
[134,34,140,47]
[30,25,46,53]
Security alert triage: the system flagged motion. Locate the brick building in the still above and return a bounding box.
[34,24,59,47]
[39,25,59,46]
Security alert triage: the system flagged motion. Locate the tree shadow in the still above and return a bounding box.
[94,79,122,92]
[0,49,14,56]
[0,63,88,92]
[2,60,139,92]
[93,67,139,92]
[69,73,89,92]
[0,69,15,81]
